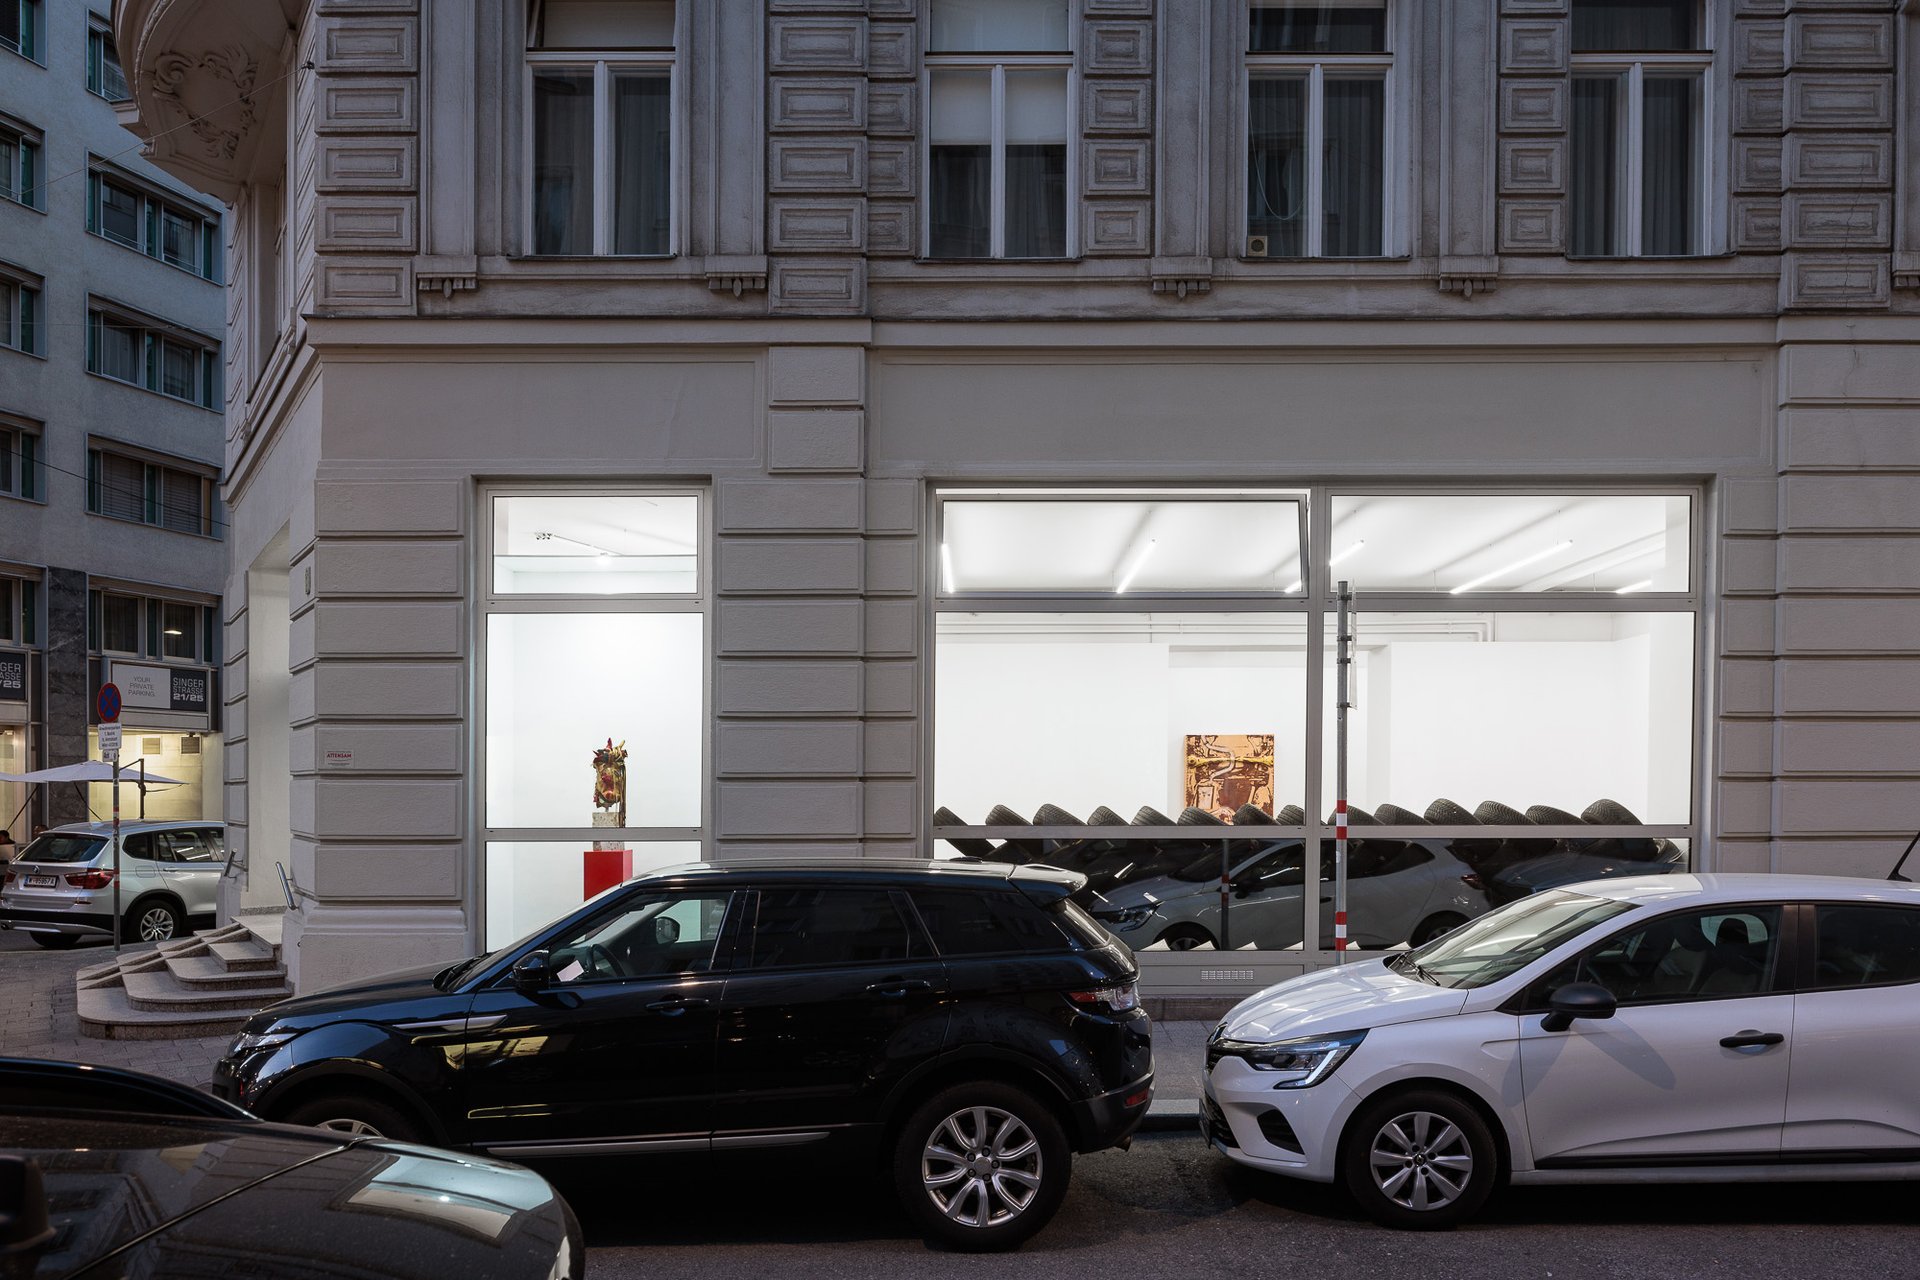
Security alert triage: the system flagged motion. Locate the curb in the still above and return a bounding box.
[1138,1098,1199,1133]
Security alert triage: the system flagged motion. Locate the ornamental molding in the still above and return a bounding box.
[150,45,261,162]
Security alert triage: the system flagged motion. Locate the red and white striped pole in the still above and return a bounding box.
[1333,799,1349,954]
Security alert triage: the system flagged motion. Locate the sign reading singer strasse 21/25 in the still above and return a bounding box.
[0,651,25,703]
[108,661,211,714]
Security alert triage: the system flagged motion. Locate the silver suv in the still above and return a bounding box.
[0,821,226,948]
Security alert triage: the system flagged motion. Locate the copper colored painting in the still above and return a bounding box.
[1184,734,1275,820]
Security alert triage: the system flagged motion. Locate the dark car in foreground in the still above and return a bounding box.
[214,860,1153,1251]
[0,1058,583,1279]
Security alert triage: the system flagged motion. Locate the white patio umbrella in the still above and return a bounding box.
[0,762,187,786]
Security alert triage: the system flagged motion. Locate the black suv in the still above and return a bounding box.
[213,860,1154,1250]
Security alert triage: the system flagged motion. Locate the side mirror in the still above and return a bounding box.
[0,1155,55,1253]
[511,950,553,991]
[1541,981,1618,1033]
[654,916,680,946]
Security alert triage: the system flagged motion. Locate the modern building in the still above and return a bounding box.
[112,0,1920,999]
[1,0,226,841]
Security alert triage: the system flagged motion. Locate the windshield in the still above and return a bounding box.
[1390,889,1635,990]
[15,834,107,865]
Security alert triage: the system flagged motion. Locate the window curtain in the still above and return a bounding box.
[930,69,991,258]
[1322,78,1384,256]
[1004,69,1067,258]
[1569,77,1618,255]
[1571,0,1694,53]
[1641,77,1694,255]
[532,71,595,254]
[1247,78,1306,256]
[612,72,670,254]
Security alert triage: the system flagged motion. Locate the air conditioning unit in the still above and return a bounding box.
[1245,235,1270,259]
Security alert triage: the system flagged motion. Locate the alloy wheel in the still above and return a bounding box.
[138,908,177,942]
[1368,1110,1473,1212]
[314,1117,384,1137]
[921,1105,1044,1228]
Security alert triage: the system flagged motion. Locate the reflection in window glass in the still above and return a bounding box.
[1326,494,1691,593]
[750,888,918,968]
[612,71,671,255]
[485,612,703,829]
[1247,78,1307,257]
[161,602,198,659]
[1322,611,1694,825]
[940,496,1303,593]
[1004,69,1068,258]
[484,840,701,947]
[1250,0,1387,53]
[929,69,991,259]
[930,0,1068,53]
[532,70,595,255]
[492,493,698,593]
[100,594,140,653]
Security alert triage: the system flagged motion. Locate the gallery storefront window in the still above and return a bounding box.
[480,488,707,945]
[932,488,1699,956]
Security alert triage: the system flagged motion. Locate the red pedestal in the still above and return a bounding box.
[583,847,634,899]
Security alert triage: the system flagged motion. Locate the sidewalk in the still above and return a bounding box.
[2,938,1213,1125]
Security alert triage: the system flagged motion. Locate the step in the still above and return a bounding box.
[208,939,279,972]
[77,984,253,1041]
[165,952,291,991]
[122,969,291,1015]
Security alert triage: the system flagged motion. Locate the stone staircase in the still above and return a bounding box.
[76,922,293,1041]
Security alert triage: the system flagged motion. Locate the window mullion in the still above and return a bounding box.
[595,60,612,256]
[1306,63,1325,258]
[990,63,1006,259]
[1625,62,1644,257]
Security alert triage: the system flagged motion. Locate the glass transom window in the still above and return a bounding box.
[939,495,1305,594]
[492,492,698,594]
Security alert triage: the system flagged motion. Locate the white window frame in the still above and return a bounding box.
[474,484,712,951]
[1242,4,1397,259]
[921,52,1078,261]
[926,482,1706,964]
[0,117,41,210]
[1568,0,1714,259]
[522,50,680,257]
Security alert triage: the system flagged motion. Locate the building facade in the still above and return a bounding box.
[1,0,226,841]
[113,0,1920,997]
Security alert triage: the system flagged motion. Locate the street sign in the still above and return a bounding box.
[97,682,122,723]
[98,723,123,759]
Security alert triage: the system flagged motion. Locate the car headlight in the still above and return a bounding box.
[1098,906,1155,930]
[1211,1030,1365,1088]
[227,1028,299,1058]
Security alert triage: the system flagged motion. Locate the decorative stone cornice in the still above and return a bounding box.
[706,255,771,298]
[1149,256,1214,300]
[1437,256,1500,298]
[114,0,300,202]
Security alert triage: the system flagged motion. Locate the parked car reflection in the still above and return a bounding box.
[937,795,1683,949]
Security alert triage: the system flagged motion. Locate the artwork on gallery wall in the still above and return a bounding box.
[1184,734,1275,820]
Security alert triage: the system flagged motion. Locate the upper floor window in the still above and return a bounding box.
[1,0,41,64]
[86,305,222,410]
[0,416,42,502]
[0,273,38,355]
[526,0,675,257]
[0,119,41,209]
[86,22,127,100]
[87,163,221,281]
[1570,0,1708,257]
[1246,0,1391,259]
[0,575,39,645]
[926,0,1071,260]
[87,442,219,538]
[88,590,215,660]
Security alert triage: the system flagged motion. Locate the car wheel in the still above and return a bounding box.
[1410,913,1470,948]
[1156,924,1216,951]
[30,933,81,950]
[124,900,184,944]
[1341,1089,1500,1230]
[894,1082,1071,1252]
[280,1092,424,1143]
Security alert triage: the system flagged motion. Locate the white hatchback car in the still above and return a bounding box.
[1203,874,1920,1228]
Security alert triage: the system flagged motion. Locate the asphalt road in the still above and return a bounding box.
[561,1132,1920,1280]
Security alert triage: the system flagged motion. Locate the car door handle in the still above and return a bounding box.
[645,997,710,1016]
[864,979,934,998]
[1719,1030,1785,1049]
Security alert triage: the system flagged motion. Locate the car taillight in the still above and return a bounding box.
[1461,872,1484,891]
[66,869,116,890]
[1067,982,1139,1013]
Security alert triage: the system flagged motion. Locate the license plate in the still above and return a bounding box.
[24,875,56,888]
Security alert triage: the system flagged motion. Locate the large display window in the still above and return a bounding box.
[932,488,1699,957]
[480,488,707,946]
